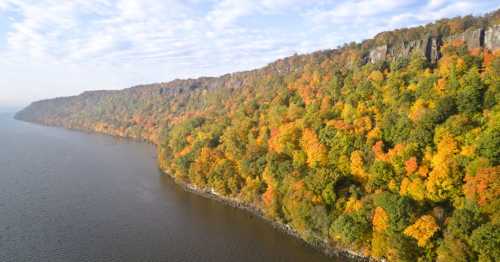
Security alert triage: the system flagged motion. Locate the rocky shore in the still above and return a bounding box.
[166,172,373,262]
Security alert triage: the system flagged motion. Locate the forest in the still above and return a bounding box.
[16,11,500,261]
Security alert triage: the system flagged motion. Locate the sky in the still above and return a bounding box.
[0,0,498,108]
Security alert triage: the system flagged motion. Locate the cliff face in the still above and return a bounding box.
[485,24,500,50]
[368,25,500,64]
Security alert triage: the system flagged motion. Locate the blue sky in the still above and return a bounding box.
[0,0,498,108]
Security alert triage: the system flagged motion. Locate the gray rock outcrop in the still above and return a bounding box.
[369,45,388,63]
[444,28,484,49]
[368,24,500,64]
[485,25,500,50]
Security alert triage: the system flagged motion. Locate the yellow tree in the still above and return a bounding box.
[426,133,460,201]
[351,150,368,182]
[344,196,363,213]
[400,177,426,201]
[372,207,389,233]
[268,122,301,155]
[404,215,439,247]
[368,70,384,88]
[301,128,328,168]
[409,99,434,122]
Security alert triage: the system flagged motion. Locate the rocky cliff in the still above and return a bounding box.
[368,24,500,64]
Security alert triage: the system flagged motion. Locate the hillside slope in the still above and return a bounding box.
[17,11,500,261]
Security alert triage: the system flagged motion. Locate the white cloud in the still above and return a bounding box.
[0,0,497,107]
[0,0,14,11]
[206,0,316,30]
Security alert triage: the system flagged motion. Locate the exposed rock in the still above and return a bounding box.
[369,45,387,63]
[427,37,442,64]
[410,38,429,57]
[444,28,484,49]
[391,39,426,58]
[367,24,499,65]
[466,28,484,49]
[373,37,441,64]
[485,25,500,50]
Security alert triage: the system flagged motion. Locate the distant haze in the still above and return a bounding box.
[0,0,498,108]
[0,106,19,113]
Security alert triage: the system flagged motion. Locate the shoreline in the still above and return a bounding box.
[168,174,372,261]
[14,117,372,261]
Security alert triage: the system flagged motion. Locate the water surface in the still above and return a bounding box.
[0,114,338,262]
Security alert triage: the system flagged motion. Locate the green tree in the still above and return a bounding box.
[329,212,370,245]
[470,223,500,262]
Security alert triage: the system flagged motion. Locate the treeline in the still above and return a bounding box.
[16,11,500,262]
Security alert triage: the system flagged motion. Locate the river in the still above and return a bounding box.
[0,113,339,262]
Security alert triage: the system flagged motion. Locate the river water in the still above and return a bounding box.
[0,113,338,262]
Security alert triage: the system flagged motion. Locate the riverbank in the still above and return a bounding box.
[165,172,372,262]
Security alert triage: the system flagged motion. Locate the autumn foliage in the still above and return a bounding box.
[404,215,439,247]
